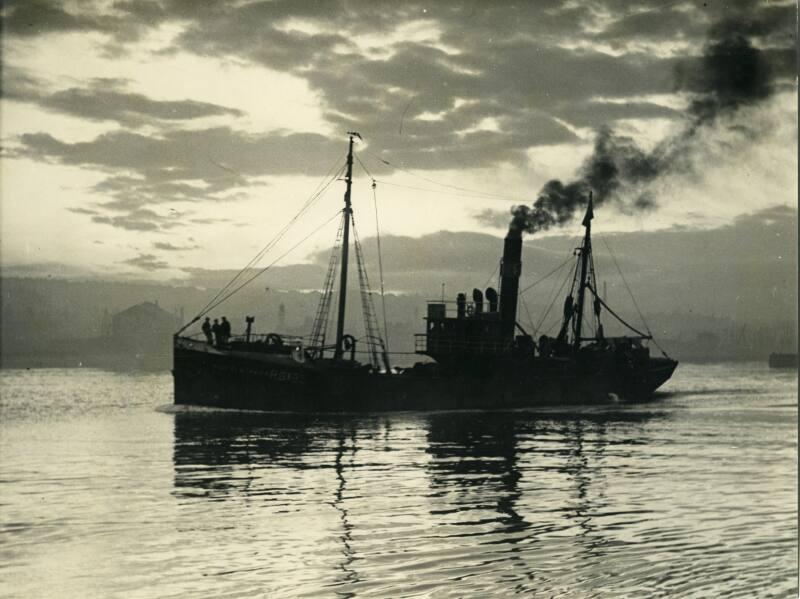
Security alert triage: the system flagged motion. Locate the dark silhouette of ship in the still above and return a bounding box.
[768,353,798,369]
[173,134,677,411]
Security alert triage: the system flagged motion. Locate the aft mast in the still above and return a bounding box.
[333,132,360,359]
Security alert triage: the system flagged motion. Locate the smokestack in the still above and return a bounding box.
[499,230,523,339]
[485,287,498,312]
[456,293,466,319]
[472,289,484,315]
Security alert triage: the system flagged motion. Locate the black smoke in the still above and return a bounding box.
[509,18,778,236]
[683,19,774,127]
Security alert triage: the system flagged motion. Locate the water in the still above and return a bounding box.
[1,364,796,598]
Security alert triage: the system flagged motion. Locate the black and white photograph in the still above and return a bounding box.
[1,1,797,597]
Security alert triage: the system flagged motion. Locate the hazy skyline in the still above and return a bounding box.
[1,1,796,280]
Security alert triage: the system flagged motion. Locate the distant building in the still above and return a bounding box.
[111,301,181,352]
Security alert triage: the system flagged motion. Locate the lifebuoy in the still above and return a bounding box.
[291,344,305,363]
[341,335,357,360]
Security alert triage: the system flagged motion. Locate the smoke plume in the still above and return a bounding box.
[509,18,778,236]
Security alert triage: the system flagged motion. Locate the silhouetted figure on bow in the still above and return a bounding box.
[221,316,231,345]
[211,319,221,346]
[201,317,213,344]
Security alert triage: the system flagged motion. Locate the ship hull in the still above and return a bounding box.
[768,353,798,369]
[173,337,677,412]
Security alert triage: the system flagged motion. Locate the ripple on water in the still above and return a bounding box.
[0,366,796,598]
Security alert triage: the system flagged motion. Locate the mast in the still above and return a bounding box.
[334,132,359,359]
[573,191,594,349]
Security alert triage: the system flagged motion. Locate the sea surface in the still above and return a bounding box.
[0,363,796,598]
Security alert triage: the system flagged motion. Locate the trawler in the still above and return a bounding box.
[173,133,677,411]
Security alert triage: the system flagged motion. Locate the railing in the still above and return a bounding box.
[228,333,308,346]
[182,331,314,349]
[424,300,500,319]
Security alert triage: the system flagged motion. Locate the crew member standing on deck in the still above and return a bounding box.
[201,317,213,344]
[221,316,231,345]
[211,318,221,346]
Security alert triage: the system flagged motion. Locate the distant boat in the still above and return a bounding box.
[173,133,677,411]
[768,353,798,369]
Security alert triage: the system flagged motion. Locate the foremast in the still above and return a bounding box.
[573,192,594,349]
[555,192,603,351]
[559,191,660,352]
[333,132,359,360]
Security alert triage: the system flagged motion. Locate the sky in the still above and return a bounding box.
[1,0,797,282]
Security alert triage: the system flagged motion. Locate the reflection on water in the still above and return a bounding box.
[2,365,796,598]
[171,408,721,596]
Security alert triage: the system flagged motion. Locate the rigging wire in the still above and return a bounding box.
[534,259,576,337]
[600,236,651,334]
[600,236,672,357]
[308,211,346,354]
[194,160,344,319]
[351,212,391,370]
[309,152,349,198]
[353,155,391,352]
[370,178,391,354]
[586,286,651,338]
[353,155,391,354]
[355,154,374,180]
[372,179,521,203]
[182,157,346,330]
[363,149,521,201]
[542,315,564,336]
[201,209,344,316]
[519,293,536,332]
[482,261,500,291]
[518,255,574,296]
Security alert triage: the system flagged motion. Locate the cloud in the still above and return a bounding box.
[1,0,175,43]
[300,41,675,169]
[170,2,792,171]
[553,100,679,129]
[120,253,170,271]
[92,208,182,231]
[595,6,704,43]
[153,241,200,251]
[731,203,798,228]
[176,8,353,71]
[17,127,341,180]
[473,208,512,229]
[0,2,744,172]
[84,175,251,221]
[189,217,233,225]
[312,230,508,278]
[4,1,795,243]
[2,0,108,38]
[14,124,343,230]
[67,206,100,216]
[4,72,244,126]
[6,2,794,177]
[39,82,244,126]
